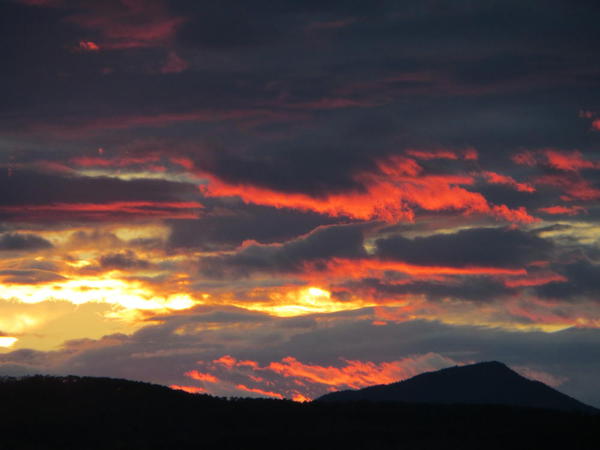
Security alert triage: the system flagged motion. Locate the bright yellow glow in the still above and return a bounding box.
[236,286,372,317]
[0,337,18,348]
[0,277,200,315]
[0,314,39,333]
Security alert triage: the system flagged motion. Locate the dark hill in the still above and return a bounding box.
[317,361,598,413]
[0,373,598,450]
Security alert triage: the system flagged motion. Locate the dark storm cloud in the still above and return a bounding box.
[1,0,598,210]
[537,260,600,301]
[0,170,197,207]
[199,223,369,278]
[168,204,338,251]
[338,276,512,303]
[0,233,52,251]
[375,227,553,268]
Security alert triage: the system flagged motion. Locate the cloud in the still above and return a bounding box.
[63,0,186,50]
[538,205,588,216]
[375,227,552,268]
[199,223,368,278]
[536,260,600,301]
[173,352,457,400]
[482,171,535,193]
[0,233,52,251]
[0,170,200,222]
[168,203,337,251]
[99,251,151,270]
[3,315,600,405]
[200,155,537,223]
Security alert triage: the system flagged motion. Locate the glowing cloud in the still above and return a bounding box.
[77,40,100,51]
[538,205,587,215]
[0,277,198,317]
[302,258,527,280]
[512,149,600,171]
[482,171,535,192]
[201,156,536,223]
[178,353,458,400]
[0,336,18,348]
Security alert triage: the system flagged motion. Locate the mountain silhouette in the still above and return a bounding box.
[0,372,598,449]
[317,361,597,413]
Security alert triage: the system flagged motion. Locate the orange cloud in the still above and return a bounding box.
[235,384,284,399]
[170,385,207,394]
[180,353,457,400]
[201,156,536,223]
[302,258,527,280]
[482,171,535,192]
[503,273,567,288]
[593,119,600,130]
[267,356,428,390]
[185,370,219,383]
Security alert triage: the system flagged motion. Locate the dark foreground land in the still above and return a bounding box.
[0,375,598,450]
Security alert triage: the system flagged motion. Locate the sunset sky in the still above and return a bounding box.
[2,0,600,406]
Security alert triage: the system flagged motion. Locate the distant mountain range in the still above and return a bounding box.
[0,365,598,449]
[317,361,598,414]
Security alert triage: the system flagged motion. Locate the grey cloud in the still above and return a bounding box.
[168,203,337,251]
[375,227,553,268]
[0,233,52,251]
[99,251,150,270]
[199,222,369,278]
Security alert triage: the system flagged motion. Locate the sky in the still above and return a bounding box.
[2,0,600,406]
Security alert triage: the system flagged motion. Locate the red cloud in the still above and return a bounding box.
[512,149,600,171]
[0,201,203,221]
[77,40,100,51]
[177,353,457,401]
[200,156,537,223]
[184,370,219,383]
[170,385,207,394]
[544,150,600,171]
[537,205,587,215]
[235,385,284,399]
[535,174,600,201]
[302,258,527,281]
[65,0,186,50]
[482,171,535,192]
[503,272,567,288]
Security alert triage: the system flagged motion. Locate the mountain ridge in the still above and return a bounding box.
[316,360,598,414]
[0,370,598,449]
